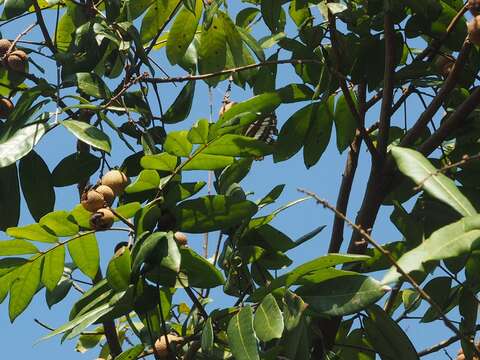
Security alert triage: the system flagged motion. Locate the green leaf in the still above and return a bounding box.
[2,0,33,19]
[76,73,111,99]
[162,81,195,124]
[198,15,226,83]
[41,303,112,341]
[166,1,202,64]
[227,306,259,360]
[116,345,145,360]
[67,233,99,279]
[164,130,193,157]
[52,152,101,187]
[107,247,131,291]
[334,94,357,153]
[280,291,310,360]
[261,0,281,33]
[141,153,178,172]
[364,304,419,360]
[0,123,47,168]
[0,164,20,230]
[9,258,42,322]
[188,118,210,144]
[41,246,65,292]
[254,294,284,342]
[69,278,111,320]
[114,202,142,220]
[40,211,79,237]
[180,247,225,288]
[62,120,112,153]
[174,195,258,233]
[125,169,160,193]
[205,134,272,158]
[183,153,234,170]
[131,232,168,279]
[19,151,55,222]
[251,254,370,302]
[0,239,39,256]
[383,215,480,284]
[391,146,476,217]
[7,223,57,243]
[201,317,214,354]
[303,99,334,168]
[140,0,180,43]
[296,274,389,316]
[274,103,313,162]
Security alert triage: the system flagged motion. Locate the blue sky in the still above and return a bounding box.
[0,2,465,359]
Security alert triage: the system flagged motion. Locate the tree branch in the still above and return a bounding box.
[420,85,480,155]
[32,0,56,54]
[400,39,472,148]
[377,13,396,162]
[418,325,480,357]
[328,83,366,253]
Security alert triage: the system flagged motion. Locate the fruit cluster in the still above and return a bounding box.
[0,38,29,119]
[0,38,28,72]
[81,169,129,230]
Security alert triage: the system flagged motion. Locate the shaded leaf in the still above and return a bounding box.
[19,151,55,222]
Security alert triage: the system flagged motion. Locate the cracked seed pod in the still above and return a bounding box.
[469,0,480,16]
[95,185,115,206]
[219,101,237,116]
[174,232,188,246]
[101,170,129,195]
[90,208,114,230]
[6,50,28,72]
[0,97,14,118]
[81,189,105,213]
[0,39,12,58]
[154,334,183,359]
[468,16,480,45]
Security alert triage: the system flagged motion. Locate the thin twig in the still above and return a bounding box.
[145,59,322,84]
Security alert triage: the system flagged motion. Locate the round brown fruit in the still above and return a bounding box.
[469,0,480,16]
[219,101,237,116]
[95,185,115,206]
[468,16,480,45]
[0,39,12,58]
[90,208,115,230]
[174,232,188,246]
[81,189,105,213]
[0,97,14,118]
[154,334,183,358]
[101,170,129,195]
[6,50,28,72]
